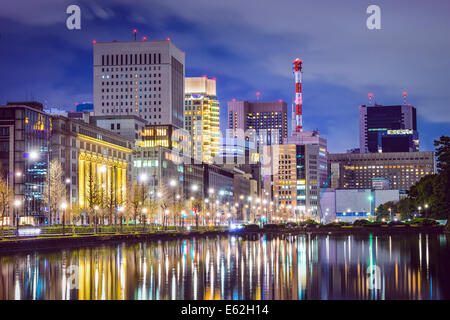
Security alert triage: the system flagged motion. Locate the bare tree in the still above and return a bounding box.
[158,183,172,230]
[0,173,13,238]
[70,204,83,234]
[42,159,66,225]
[126,180,150,232]
[145,199,159,231]
[192,199,204,230]
[85,164,101,232]
[104,168,118,226]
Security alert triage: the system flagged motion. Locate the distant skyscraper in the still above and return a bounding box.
[185,76,220,163]
[263,131,328,220]
[93,39,185,128]
[328,151,435,191]
[76,103,93,113]
[359,104,419,153]
[227,100,288,150]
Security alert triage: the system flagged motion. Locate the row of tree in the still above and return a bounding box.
[376,136,450,223]
[0,158,215,233]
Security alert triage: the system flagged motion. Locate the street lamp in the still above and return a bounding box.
[118,206,124,232]
[29,151,39,160]
[60,202,68,235]
[181,210,186,229]
[142,207,148,231]
[14,199,21,236]
[94,205,99,233]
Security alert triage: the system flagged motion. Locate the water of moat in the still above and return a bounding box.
[1,233,449,300]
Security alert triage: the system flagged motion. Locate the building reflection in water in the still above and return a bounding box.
[0,234,449,300]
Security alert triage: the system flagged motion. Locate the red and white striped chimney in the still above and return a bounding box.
[293,58,303,133]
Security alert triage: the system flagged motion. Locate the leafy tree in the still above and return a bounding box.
[375,201,396,221]
[434,136,450,173]
[396,198,415,220]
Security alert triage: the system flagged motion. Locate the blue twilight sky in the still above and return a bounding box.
[0,0,449,153]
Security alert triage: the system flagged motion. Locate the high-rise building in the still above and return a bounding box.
[227,100,288,150]
[263,130,328,221]
[328,151,435,191]
[93,39,185,128]
[359,104,419,153]
[185,76,220,163]
[76,103,93,113]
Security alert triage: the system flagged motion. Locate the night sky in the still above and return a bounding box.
[0,0,449,152]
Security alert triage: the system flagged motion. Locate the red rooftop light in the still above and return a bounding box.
[167,37,170,41]
[92,40,97,44]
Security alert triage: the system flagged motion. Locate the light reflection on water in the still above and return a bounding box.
[1,234,449,300]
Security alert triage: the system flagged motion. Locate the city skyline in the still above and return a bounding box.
[0,0,449,153]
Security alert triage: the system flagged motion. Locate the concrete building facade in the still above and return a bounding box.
[328,151,435,191]
[227,100,288,151]
[359,104,419,153]
[263,130,328,221]
[90,115,147,140]
[93,39,185,128]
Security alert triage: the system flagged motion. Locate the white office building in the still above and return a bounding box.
[93,39,185,128]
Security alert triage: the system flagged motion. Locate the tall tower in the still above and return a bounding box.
[185,76,219,163]
[93,39,185,128]
[293,58,303,134]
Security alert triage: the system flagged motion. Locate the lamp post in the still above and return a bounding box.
[191,184,199,229]
[169,179,177,228]
[94,205,99,234]
[181,210,186,229]
[142,207,148,232]
[424,204,429,217]
[418,206,422,217]
[118,206,124,233]
[14,199,21,236]
[60,202,67,235]
[367,194,374,217]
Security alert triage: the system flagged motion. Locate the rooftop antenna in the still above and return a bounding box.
[133,29,137,41]
[403,92,408,105]
[368,93,373,106]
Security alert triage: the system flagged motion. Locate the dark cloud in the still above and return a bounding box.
[0,0,449,152]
